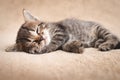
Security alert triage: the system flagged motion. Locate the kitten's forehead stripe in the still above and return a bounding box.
[38,22,44,26]
[21,26,35,31]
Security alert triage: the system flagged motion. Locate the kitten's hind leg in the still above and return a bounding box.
[96,25,119,51]
[94,39,104,48]
[98,36,119,51]
[62,40,84,53]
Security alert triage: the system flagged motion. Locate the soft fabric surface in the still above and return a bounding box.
[0,0,120,80]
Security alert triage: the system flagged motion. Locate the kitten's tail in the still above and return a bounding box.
[5,44,18,52]
[115,41,120,49]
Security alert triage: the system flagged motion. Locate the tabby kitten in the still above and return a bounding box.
[6,9,120,54]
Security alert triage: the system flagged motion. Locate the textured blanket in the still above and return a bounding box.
[0,0,120,80]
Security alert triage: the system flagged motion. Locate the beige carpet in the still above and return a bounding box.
[0,0,120,80]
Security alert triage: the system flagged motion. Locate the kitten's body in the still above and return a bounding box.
[6,10,120,54]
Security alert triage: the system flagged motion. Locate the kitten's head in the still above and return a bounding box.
[16,9,50,49]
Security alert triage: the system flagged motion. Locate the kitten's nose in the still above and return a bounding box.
[34,36,44,44]
[40,36,44,41]
[38,36,44,44]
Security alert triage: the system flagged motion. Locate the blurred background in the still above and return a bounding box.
[0,0,120,49]
[0,1,120,80]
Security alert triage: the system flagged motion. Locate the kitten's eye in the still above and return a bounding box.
[36,27,40,34]
[36,28,38,33]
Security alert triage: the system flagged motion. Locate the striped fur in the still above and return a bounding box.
[6,10,120,54]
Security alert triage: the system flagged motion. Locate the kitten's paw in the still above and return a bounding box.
[98,43,113,51]
[63,41,84,53]
[30,46,49,54]
[95,39,104,48]
[28,42,45,54]
[28,47,40,54]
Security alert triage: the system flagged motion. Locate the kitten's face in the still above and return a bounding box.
[17,9,51,47]
[22,21,50,45]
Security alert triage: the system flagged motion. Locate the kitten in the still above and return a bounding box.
[6,9,120,54]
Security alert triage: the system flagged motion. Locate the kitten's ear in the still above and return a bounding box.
[23,9,39,22]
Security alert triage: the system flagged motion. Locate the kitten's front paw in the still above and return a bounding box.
[98,42,113,51]
[28,42,45,54]
[28,47,40,54]
[40,46,56,54]
[63,41,84,53]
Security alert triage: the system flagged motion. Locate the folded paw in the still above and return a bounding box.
[98,42,113,51]
[94,39,104,48]
[63,41,84,53]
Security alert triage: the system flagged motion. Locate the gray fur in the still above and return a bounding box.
[38,18,119,54]
[15,18,119,54]
[6,10,120,54]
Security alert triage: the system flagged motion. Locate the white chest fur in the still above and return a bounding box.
[42,29,51,46]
